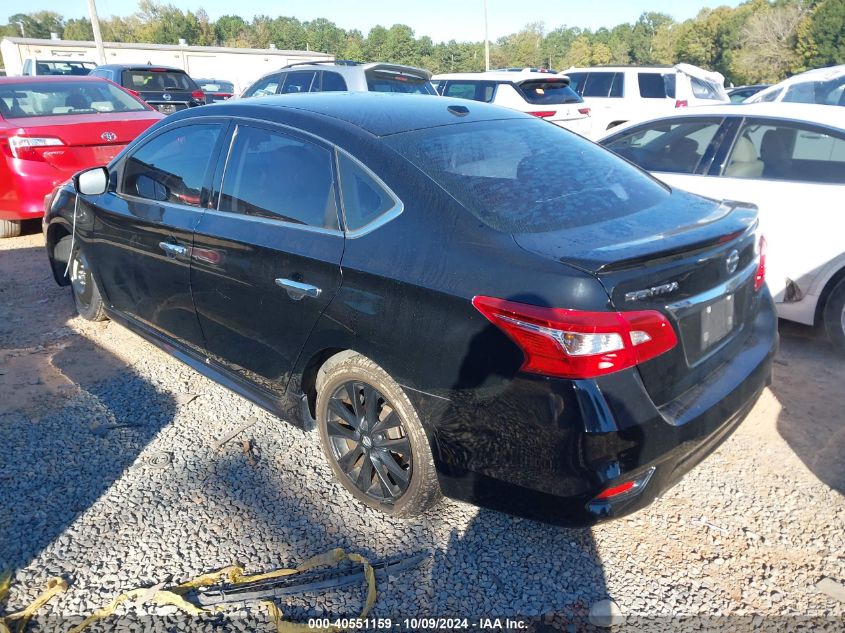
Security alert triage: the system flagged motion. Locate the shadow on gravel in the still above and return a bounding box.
[0,242,177,572]
[772,319,845,495]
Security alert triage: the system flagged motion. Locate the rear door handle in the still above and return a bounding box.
[275,278,322,300]
[159,241,189,258]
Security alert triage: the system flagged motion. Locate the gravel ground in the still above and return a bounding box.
[1,226,844,632]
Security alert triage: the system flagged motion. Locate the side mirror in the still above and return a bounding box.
[75,167,108,196]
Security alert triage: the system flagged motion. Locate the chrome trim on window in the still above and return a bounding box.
[201,208,344,237]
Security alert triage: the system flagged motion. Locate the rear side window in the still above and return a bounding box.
[443,81,496,103]
[122,124,222,206]
[602,118,722,175]
[783,77,845,106]
[244,74,281,98]
[122,70,195,91]
[385,118,667,233]
[321,71,348,92]
[219,125,339,229]
[281,71,316,94]
[365,70,436,95]
[638,73,668,99]
[337,153,399,231]
[518,81,582,105]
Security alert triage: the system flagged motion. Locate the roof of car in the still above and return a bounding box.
[433,71,570,83]
[778,64,845,83]
[207,92,526,136]
[0,75,109,84]
[253,61,432,81]
[94,64,187,72]
[599,102,845,139]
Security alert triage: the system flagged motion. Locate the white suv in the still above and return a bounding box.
[240,61,436,98]
[431,72,592,136]
[564,64,729,138]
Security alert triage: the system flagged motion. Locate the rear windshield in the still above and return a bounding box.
[518,80,582,105]
[122,70,196,92]
[365,71,436,95]
[0,81,149,118]
[34,61,95,76]
[385,118,668,233]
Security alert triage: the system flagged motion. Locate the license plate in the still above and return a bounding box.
[701,294,735,351]
[155,104,176,114]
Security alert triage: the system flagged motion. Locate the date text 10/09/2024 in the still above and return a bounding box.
[307,618,529,630]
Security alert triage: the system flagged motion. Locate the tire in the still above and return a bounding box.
[0,219,21,239]
[315,352,442,518]
[823,277,845,353]
[69,247,108,322]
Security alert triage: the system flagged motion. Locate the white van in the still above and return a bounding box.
[564,64,729,138]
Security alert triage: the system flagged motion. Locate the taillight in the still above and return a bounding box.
[472,296,678,379]
[675,100,688,108]
[3,136,65,162]
[754,235,767,291]
[578,107,591,115]
[125,88,141,98]
[527,111,556,118]
[192,89,205,101]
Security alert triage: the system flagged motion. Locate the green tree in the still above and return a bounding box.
[806,0,845,66]
[630,12,674,63]
[215,15,247,45]
[63,18,94,41]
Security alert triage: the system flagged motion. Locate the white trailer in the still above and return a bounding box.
[1,37,333,92]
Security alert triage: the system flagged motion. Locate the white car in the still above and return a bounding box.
[564,64,729,139]
[599,103,845,350]
[745,64,845,107]
[432,72,592,136]
[21,58,97,76]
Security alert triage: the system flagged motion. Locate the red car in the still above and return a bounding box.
[0,76,162,238]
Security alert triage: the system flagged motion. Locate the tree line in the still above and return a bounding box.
[2,0,843,85]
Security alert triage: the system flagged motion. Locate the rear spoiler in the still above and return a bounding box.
[513,75,571,87]
[365,64,432,81]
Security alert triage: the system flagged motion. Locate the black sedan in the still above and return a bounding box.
[43,93,777,525]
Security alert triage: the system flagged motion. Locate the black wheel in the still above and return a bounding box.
[823,277,845,353]
[0,219,21,239]
[315,353,441,517]
[70,247,108,322]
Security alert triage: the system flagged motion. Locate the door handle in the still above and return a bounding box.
[159,241,188,258]
[275,278,322,300]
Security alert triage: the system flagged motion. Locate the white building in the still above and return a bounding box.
[0,37,334,92]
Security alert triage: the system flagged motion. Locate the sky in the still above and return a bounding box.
[4,0,746,43]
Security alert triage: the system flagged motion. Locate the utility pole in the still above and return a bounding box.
[483,0,490,71]
[87,0,106,64]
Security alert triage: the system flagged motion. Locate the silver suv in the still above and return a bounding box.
[240,60,436,98]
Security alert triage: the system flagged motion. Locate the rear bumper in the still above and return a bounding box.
[410,290,778,526]
[552,116,592,137]
[0,157,74,221]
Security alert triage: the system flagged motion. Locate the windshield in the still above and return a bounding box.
[122,70,196,92]
[0,81,149,118]
[518,80,582,104]
[385,118,668,233]
[34,61,95,76]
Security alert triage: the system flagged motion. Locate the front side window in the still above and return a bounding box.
[121,124,222,206]
[726,120,845,184]
[281,71,316,94]
[386,118,668,234]
[638,73,668,99]
[244,74,281,98]
[337,153,398,231]
[575,72,624,98]
[603,118,722,174]
[0,80,149,118]
[219,125,338,229]
[783,76,845,106]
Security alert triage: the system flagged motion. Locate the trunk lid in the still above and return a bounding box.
[513,190,762,406]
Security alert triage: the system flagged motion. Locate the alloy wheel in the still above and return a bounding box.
[70,250,92,305]
[325,381,412,503]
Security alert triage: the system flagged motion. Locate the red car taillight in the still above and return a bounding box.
[675,99,688,108]
[754,235,767,291]
[2,136,65,162]
[578,107,591,115]
[192,89,206,101]
[472,296,678,379]
[527,111,556,118]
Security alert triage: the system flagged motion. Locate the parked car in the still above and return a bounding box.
[600,103,845,351]
[727,84,769,103]
[21,58,96,76]
[0,76,162,238]
[195,78,235,103]
[564,64,729,138]
[745,65,845,107]
[240,61,436,98]
[432,71,591,136]
[490,67,558,74]
[44,93,776,524]
[88,64,206,114]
